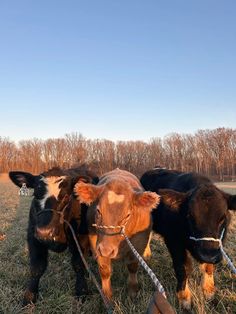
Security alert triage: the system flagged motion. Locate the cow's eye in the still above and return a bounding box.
[96,206,102,216]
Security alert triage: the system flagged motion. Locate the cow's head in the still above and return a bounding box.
[159,184,236,264]
[74,179,160,259]
[9,170,93,251]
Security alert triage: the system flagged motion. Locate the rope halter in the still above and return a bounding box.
[92,222,127,236]
[189,228,225,244]
[92,215,167,297]
[92,209,131,236]
[190,228,236,275]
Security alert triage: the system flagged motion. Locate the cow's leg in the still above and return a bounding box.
[23,236,48,306]
[69,235,89,298]
[79,234,90,257]
[88,233,113,300]
[166,241,192,310]
[143,232,152,260]
[97,256,112,300]
[88,233,98,259]
[200,263,215,299]
[127,262,139,299]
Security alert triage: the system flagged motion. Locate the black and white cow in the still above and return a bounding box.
[140,168,236,309]
[9,167,98,306]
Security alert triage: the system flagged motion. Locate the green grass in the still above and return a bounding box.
[0,181,235,314]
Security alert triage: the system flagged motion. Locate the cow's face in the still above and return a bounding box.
[9,171,89,251]
[74,179,159,259]
[159,185,236,264]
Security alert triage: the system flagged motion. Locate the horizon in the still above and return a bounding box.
[1,126,235,144]
[1,1,236,142]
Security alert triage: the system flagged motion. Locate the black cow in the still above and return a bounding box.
[140,168,236,309]
[9,167,98,306]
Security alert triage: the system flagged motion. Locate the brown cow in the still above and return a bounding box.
[74,168,160,301]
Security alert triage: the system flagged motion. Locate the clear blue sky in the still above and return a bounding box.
[0,1,235,142]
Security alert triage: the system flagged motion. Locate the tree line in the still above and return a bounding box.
[0,128,235,181]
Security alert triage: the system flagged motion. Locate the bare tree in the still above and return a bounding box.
[1,128,235,181]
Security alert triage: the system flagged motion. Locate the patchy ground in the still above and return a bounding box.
[0,175,235,313]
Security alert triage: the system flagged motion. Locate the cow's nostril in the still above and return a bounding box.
[36,226,53,240]
[97,244,117,258]
[197,250,222,264]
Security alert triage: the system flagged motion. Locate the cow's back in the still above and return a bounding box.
[141,168,181,191]
[100,168,142,191]
[141,168,212,192]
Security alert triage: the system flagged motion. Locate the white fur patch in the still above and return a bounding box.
[107,191,124,204]
[39,176,65,208]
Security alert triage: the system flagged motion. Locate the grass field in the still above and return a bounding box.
[0,175,235,314]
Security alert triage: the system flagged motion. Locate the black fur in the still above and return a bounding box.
[140,168,236,296]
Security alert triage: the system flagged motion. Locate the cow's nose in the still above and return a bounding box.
[97,243,117,258]
[35,226,55,240]
[198,249,222,264]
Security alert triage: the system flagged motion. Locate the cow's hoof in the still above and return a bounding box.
[76,287,89,303]
[104,298,115,312]
[75,294,87,304]
[22,289,37,306]
[203,286,216,300]
[128,283,139,300]
[177,289,192,310]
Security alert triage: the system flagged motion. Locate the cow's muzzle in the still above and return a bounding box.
[189,228,225,264]
[35,225,59,242]
[97,242,118,259]
[196,248,222,264]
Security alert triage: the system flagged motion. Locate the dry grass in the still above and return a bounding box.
[0,177,235,313]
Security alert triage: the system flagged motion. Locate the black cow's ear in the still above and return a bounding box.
[226,193,236,211]
[71,175,92,188]
[9,171,36,188]
[158,189,187,211]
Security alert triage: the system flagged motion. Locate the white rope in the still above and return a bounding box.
[219,241,236,275]
[92,223,166,296]
[189,228,225,243]
[190,228,236,275]
[92,224,125,229]
[121,229,166,297]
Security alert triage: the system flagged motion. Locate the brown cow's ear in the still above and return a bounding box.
[74,182,102,205]
[134,191,160,212]
[225,193,236,211]
[158,189,187,211]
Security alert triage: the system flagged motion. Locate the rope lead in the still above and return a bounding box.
[121,230,166,296]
